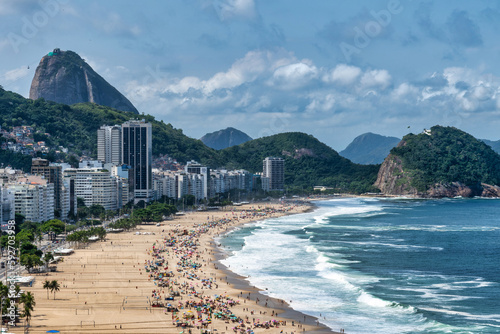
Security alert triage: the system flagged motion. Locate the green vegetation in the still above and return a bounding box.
[19,291,36,327]
[66,226,107,244]
[131,202,177,223]
[0,87,219,166]
[0,148,32,170]
[219,132,380,193]
[43,280,51,299]
[0,87,379,193]
[391,126,500,191]
[49,280,61,300]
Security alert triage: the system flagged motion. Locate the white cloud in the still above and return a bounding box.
[270,62,318,90]
[132,49,297,97]
[3,66,30,82]
[391,83,418,101]
[306,93,336,113]
[360,69,391,90]
[324,64,362,86]
[204,50,273,92]
[121,47,500,148]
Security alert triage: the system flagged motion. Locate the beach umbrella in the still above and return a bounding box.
[46,331,60,333]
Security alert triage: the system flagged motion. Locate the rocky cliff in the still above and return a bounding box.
[374,126,500,198]
[201,127,252,150]
[29,49,138,114]
[373,153,419,195]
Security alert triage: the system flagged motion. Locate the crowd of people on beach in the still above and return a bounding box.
[142,204,306,333]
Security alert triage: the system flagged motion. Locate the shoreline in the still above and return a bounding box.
[210,201,337,334]
[10,201,342,334]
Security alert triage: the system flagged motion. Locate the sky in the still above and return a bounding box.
[1,0,500,151]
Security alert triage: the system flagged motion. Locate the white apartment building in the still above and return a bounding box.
[209,169,253,197]
[9,176,54,223]
[64,168,119,211]
[185,161,209,200]
[153,171,177,200]
[97,125,122,165]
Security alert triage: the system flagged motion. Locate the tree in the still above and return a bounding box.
[181,194,195,207]
[40,219,66,236]
[49,280,60,300]
[43,280,51,299]
[20,254,42,273]
[77,197,86,208]
[19,291,36,327]
[14,213,25,233]
[89,204,105,219]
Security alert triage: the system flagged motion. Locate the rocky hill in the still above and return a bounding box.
[0,87,378,192]
[374,126,500,197]
[339,132,400,164]
[201,127,252,150]
[219,132,380,193]
[0,87,218,166]
[29,48,138,114]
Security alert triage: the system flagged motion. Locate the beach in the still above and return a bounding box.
[9,202,338,334]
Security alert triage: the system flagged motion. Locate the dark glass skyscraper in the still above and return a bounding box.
[121,120,153,201]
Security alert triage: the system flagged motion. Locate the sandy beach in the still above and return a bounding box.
[8,202,339,334]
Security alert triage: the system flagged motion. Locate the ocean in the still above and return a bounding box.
[218,198,500,334]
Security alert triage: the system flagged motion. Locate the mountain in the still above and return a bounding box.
[0,87,219,166]
[200,127,252,150]
[375,126,500,197]
[481,139,500,154]
[219,132,380,193]
[1,86,379,193]
[29,48,139,114]
[339,132,401,164]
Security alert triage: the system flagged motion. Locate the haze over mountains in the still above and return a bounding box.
[29,49,139,114]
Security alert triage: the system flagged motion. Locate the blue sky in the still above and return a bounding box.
[1,0,500,150]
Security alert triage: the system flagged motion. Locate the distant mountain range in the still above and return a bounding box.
[481,139,500,154]
[200,127,252,150]
[339,132,401,165]
[29,48,138,114]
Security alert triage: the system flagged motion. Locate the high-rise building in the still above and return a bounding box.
[121,120,153,201]
[31,158,65,217]
[97,125,122,165]
[185,161,209,200]
[262,157,285,191]
[0,185,14,224]
[10,176,54,223]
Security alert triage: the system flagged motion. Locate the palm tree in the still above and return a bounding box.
[43,280,51,299]
[19,291,36,328]
[49,280,60,300]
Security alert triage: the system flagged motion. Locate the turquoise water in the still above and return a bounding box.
[218,198,500,334]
